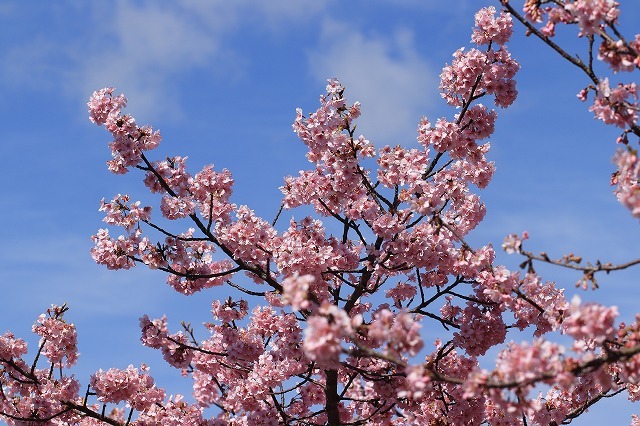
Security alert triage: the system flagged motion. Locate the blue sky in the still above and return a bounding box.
[1,0,639,424]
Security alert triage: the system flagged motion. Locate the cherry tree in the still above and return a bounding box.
[1,1,639,424]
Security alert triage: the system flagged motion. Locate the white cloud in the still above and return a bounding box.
[182,0,327,33]
[308,19,439,146]
[2,0,332,123]
[77,0,333,121]
[77,1,229,121]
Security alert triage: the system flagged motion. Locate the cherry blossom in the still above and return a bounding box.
[32,304,78,368]
[613,147,640,217]
[90,364,165,411]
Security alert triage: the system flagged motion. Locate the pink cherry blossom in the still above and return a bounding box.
[100,194,151,231]
[88,87,162,174]
[563,295,618,345]
[303,303,357,368]
[32,304,78,367]
[211,297,249,323]
[139,314,169,349]
[136,395,212,426]
[368,309,423,356]
[564,0,620,36]
[87,87,126,125]
[588,78,638,128]
[90,364,165,411]
[471,6,514,46]
[502,231,527,254]
[281,273,314,311]
[613,148,640,217]
[0,332,28,361]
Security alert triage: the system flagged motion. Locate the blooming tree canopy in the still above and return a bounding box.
[1,1,640,425]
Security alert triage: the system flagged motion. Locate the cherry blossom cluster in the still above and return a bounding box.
[612,147,640,217]
[580,78,639,128]
[282,79,378,223]
[3,328,83,424]
[0,311,94,423]
[90,227,139,270]
[134,395,212,426]
[99,194,152,231]
[304,303,360,368]
[599,34,640,72]
[396,342,486,424]
[565,0,620,36]
[211,297,249,323]
[281,273,314,310]
[32,304,78,368]
[0,331,27,361]
[501,230,529,254]
[523,0,620,37]
[90,364,165,411]
[138,306,310,423]
[275,217,360,282]
[1,305,217,425]
[440,7,519,109]
[87,87,161,174]
[563,295,618,346]
[472,6,514,45]
[367,309,424,357]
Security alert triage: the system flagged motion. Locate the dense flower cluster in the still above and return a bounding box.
[32,305,78,368]
[598,34,640,72]
[524,0,620,36]
[587,78,638,128]
[100,194,152,231]
[90,365,165,411]
[88,87,161,174]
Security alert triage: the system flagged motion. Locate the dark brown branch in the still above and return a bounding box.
[500,0,599,85]
[519,248,640,288]
[324,369,340,425]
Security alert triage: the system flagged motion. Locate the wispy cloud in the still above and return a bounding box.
[1,0,331,123]
[308,19,439,146]
[78,1,233,121]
